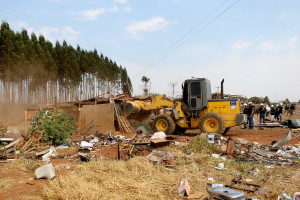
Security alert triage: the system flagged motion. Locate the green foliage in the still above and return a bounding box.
[263,96,270,104]
[28,109,75,146]
[248,96,263,104]
[187,136,217,154]
[283,98,290,104]
[226,158,264,173]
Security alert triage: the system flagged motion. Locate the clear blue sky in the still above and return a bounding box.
[1,0,299,102]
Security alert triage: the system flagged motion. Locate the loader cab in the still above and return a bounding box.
[182,78,212,110]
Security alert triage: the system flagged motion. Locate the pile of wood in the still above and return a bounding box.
[0,130,43,158]
[114,106,135,134]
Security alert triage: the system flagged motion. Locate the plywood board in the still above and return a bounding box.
[79,104,115,134]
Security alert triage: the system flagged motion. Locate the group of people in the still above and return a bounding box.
[285,104,296,115]
[269,103,283,122]
[242,102,295,129]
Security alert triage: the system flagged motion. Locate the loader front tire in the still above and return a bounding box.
[153,114,176,135]
[199,112,226,134]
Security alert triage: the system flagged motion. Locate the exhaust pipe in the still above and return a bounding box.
[221,79,224,99]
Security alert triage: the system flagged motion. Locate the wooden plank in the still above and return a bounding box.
[0,138,22,151]
[132,137,151,145]
[21,138,33,151]
[16,138,26,149]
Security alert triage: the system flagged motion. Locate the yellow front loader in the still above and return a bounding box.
[125,78,246,135]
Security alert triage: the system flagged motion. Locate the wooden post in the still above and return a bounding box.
[117,143,120,160]
[14,144,16,159]
[226,138,236,155]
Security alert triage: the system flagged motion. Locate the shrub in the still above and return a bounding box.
[28,109,75,146]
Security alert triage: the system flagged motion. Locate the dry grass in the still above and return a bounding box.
[1,137,298,199]
[0,157,42,173]
[0,176,10,189]
[41,137,299,200]
[56,146,79,156]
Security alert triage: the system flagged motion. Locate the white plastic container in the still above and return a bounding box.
[35,163,56,179]
[206,134,215,144]
[293,192,300,200]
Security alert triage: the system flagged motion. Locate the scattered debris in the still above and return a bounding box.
[26,181,34,185]
[272,129,300,149]
[42,146,57,162]
[278,192,292,200]
[35,163,56,180]
[178,177,190,197]
[151,139,170,148]
[146,151,165,164]
[80,141,93,149]
[151,132,167,140]
[186,191,204,199]
[208,185,245,199]
[79,153,91,162]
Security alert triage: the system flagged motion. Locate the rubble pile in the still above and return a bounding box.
[208,130,300,167]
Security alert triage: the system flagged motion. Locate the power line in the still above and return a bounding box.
[131,0,231,81]
[132,0,240,82]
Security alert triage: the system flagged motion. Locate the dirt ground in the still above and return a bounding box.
[0,107,299,199]
[0,158,78,200]
[225,113,300,145]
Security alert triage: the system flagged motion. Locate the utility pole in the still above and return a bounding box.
[141,76,151,96]
[169,81,177,99]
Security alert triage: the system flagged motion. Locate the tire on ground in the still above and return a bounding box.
[153,114,176,135]
[199,112,226,134]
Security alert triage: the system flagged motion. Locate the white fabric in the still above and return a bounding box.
[151,132,167,140]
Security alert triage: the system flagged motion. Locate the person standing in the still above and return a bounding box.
[290,104,295,116]
[275,104,280,121]
[279,103,283,122]
[258,103,266,124]
[270,105,276,121]
[243,103,248,129]
[285,104,289,115]
[247,102,255,129]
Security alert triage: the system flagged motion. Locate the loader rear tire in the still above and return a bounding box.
[153,114,176,135]
[199,112,226,134]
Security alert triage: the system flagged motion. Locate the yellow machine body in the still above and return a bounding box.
[174,100,241,129]
[125,78,246,134]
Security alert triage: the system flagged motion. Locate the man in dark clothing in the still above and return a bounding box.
[243,103,248,129]
[275,104,280,121]
[290,104,295,115]
[247,102,255,129]
[270,105,276,121]
[285,104,289,114]
[258,103,266,124]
